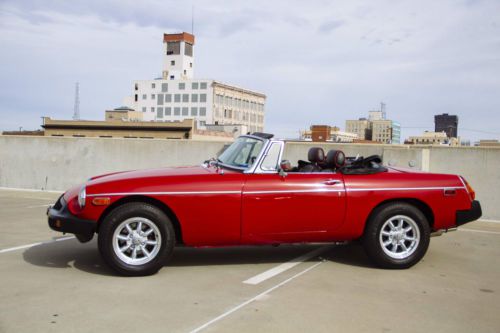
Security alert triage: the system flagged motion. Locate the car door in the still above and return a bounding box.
[241,141,346,243]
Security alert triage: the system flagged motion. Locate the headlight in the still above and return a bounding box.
[78,186,86,208]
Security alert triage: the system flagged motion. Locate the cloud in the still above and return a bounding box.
[0,0,499,142]
[318,19,345,33]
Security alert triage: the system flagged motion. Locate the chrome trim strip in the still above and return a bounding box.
[87,191,241,197]
[88,186,465,197]
[346,186,465,192]
[243,189,344,194]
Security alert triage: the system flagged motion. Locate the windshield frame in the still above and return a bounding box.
[215,135,269,172]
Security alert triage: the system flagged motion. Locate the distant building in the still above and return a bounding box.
[300,125,358,143]
[368,110,384,121]
[435,113,458,138]
[345,119,371,140]
[123,32,266,133]
[407,131,459,146]
[105,107,143,122]
[477,139,500,147]
[372,120,401,144]
[41,117,232,141]
[346,107,400,144]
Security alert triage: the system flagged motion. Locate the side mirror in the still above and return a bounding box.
[278,168,288,178]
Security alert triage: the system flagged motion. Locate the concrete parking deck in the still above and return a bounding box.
[1,189,499,333]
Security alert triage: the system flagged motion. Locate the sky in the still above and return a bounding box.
[0,0,499,142]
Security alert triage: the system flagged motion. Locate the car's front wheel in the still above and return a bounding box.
[363,202,430,269]
[98,202,175,276]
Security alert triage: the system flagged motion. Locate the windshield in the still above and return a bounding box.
[218,136,265,169]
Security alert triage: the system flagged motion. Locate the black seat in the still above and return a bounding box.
[322,150,346,171]
[299,147,325,172]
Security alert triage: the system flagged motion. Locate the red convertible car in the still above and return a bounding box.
[47,133,481,276]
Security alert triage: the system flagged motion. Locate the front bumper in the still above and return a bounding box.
[456,200,482,226]
[47,196,96,237]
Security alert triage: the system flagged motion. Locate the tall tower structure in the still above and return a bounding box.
[73,82,80,120]
[162,32,195,80]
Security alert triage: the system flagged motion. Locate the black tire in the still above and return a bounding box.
[363,202,430,269]
[98,202,175,276]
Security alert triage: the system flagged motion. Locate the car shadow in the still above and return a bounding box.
[23,239,374,276]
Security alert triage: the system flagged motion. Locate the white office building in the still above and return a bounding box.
[124,32,266,132]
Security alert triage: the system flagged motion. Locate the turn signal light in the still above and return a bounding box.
[92,197,111,206]
[461,177,476,201]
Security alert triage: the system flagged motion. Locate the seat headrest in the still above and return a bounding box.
[308,147,325,163]
[325,150,346,168]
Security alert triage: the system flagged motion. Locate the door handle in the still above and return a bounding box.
[323,179,341,185]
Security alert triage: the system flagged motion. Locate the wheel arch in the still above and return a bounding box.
[96,195,184,245]
[366,198,435,230]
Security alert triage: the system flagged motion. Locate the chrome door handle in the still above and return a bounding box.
[323,179,341,185]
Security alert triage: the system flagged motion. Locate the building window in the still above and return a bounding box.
[157,94,164,105]
[171,60,175,66]
[142,107,146,112]
[165,107,172,116]
[182,94,189,102]
[170,75,175,80]
[174,107,181,116]
[161,83,168,92]
[152,83,156,89]
[191,94,198,102]
[157,107,163,118]
[174,94,181,103]
[192,82,198,89]
[142,94,147,100]
[151,107,155,112]
[191,107,198,116]
[134,94,138,102]
[151,94,155,99]
[185,42,193,56]
[200,120,206,127]
[200,82,207,89]
[165,94,172,103]
[179,82,185,90]
[200,94,207,102]
[135,83,138,91]
[183,70,187,75]
[182,107,188,116]
[200,107,207,116]
[167,41,180,55]
[190,62,193,68]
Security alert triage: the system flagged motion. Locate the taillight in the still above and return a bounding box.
[460,176,476,201]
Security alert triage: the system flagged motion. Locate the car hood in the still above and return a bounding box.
[88,166,212,186]
[85,165,243,196]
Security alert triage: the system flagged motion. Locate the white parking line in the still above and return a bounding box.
[189,261,324,333]
[478,219,500,224]
[0,187,63,194]
[25,204,52,209]
[243,244,333,285]
[0,236,75,254]
[459,229,500,235]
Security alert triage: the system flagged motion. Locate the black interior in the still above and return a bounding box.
[284,147,387,174]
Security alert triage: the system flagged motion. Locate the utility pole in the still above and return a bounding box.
[73,82,80,120]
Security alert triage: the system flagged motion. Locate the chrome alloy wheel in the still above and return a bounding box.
[379,215,420,260]
[112,217,162,266]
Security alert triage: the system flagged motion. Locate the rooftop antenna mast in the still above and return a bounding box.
[380,101,386,119]
[73,82,80,120]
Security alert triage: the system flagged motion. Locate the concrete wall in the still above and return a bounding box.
[1,136,499,220]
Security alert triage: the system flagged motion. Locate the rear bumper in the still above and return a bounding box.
[47,196,96,236]
[456,200,482,226]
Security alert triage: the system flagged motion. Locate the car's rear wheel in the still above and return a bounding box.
[98,202,175,276]
[363,202,430,269]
